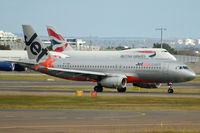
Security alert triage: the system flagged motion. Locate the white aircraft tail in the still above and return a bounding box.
[47,25,73,52]
[22,25,49,62]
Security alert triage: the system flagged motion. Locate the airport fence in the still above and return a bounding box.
[174,55,200,63]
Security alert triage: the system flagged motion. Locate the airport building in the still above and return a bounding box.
[0,30,17,41]
[0,30,24,50]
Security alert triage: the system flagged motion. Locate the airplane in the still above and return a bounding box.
[47,25,177,60]
[9,25,196,93]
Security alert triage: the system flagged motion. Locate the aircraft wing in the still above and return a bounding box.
[47,67,107,81]
[7,60,37,69]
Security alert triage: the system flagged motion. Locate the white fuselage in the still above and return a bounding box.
[62,48,176,60]
[0,48,176,61]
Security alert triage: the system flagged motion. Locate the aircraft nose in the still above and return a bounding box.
[169,55,176,61]
[186,71,196,81]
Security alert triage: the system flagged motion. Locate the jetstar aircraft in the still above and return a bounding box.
[11,25,195,93]
[47,25,177,60]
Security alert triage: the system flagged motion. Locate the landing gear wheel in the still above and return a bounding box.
[117,87,126,93]
[94,86,103,92]
[168,82,174,94]
[168,88,174,93]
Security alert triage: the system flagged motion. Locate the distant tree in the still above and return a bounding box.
[153,43,177,54]
[115,46,131,50]
[106,46,115,50]
[0,44,11,50]
[16,38,22,43]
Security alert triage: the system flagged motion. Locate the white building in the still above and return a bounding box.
[0,30,17,41]
[177,39,183,45]
[67,39,86,50]
[185,39,195,46]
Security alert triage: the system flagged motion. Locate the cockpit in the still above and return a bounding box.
[176,66,189,70]
[157,49,177,61]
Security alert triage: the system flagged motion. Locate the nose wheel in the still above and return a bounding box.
[168,82,174,93]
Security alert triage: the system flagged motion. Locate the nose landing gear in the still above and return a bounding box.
[168,82,174,93]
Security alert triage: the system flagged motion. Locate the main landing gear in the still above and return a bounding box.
[168,82,174,93]
[117,87,126,93]
[94,86,126,93]
[94,85,103,92]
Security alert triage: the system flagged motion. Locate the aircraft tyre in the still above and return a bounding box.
[117,87,126,93]
[168,88,174,93]
[94,86,103,92]
[168,82,174,93]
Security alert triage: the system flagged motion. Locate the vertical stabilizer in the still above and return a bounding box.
[47,25,73,52]
[22,25,49,62]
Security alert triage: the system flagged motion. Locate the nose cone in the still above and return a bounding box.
[184,71,196,81]
[169,55,177,61]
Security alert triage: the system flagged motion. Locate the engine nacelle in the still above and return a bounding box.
[0,61,25,71]
[133,83,161,88]
[0,61,14,71]
[14,64,25,71]
[99,77,127,88]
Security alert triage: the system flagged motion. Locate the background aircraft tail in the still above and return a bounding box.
[47,25,73,52]
[22,25,49,62]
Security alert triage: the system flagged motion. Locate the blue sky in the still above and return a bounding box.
[0,0,200,38]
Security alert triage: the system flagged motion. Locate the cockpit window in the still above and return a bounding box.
[183,66,189,69]
[176,66,189,70]
[162,50,168,52]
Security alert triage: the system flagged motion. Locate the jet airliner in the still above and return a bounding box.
[9,25,196,93]
[47,25,177,60]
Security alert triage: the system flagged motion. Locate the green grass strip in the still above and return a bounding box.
[0,95,200,110]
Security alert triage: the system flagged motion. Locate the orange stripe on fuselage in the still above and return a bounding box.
[126,76,160,83]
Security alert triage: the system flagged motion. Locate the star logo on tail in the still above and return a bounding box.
[34,55,56,73]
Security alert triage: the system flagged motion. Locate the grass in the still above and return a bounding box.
[0,95,200,110]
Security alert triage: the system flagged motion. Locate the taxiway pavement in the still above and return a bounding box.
[0,109,200,132]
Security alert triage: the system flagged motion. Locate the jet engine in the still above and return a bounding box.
[14,64,26,71]
[0,62,25,71]
[133,83,161,88]
[99,77,127,88]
